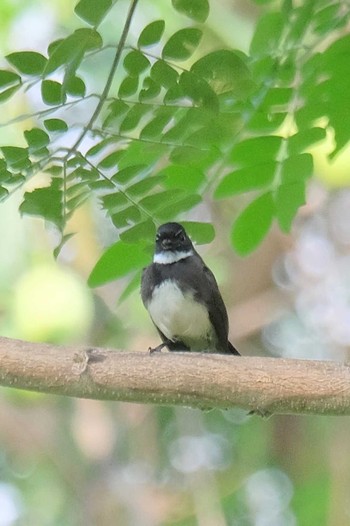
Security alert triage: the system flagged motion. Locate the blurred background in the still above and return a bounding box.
[1,0,350,525]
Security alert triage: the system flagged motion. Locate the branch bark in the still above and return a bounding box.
[0,336,349,416]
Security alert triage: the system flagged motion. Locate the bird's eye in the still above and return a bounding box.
[156,234,160,242]
[175,229,185,241]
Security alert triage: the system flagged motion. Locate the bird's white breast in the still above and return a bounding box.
[153,249,193,264]
[147,279,212,348]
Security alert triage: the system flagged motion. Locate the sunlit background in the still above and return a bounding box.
[0,1,350,525]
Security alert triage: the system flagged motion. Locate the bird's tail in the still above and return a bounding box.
[228,341,240,356]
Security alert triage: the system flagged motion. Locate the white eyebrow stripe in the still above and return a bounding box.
[154,250,193,264]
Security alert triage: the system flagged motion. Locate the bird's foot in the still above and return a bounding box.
[248,408,273,419]
[148,342,168,354]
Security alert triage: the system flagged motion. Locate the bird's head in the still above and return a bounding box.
[153,223,194,264]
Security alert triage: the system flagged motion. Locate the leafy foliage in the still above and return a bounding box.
[0,0,349,287]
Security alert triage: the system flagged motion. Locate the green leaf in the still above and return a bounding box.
[287,127,326,155]
[251,55,275,83]
[0,160,12,183]
[19,178,63,229]
[31,147,50,159]
[118,270,144,304]
[48,39,64,57]
[180,221,214,244]
[24,128,50,152]
[0,70,21,89]
[138,20,165,47]
[75,0,113,25]
[69,167,99,182]
[230,136,283,165]
[65,76,86,97]
[6,51,47,76]
[261,87,293,110]
[112,164,148,184]
[170,145,208,164]
[185,115,237,149]
[0,186,9,201]
[139,77,161,101]
[275,181,305,232]
[1,146,30,170]
[86,139,114,157]
[44,28,102,76]
[231,192,274,255]
[161,165,204,191]
[41,80,66,105]
[89,240,150,287]
[313,4,344,35]
[89,179,114,191]
[139,189,182,212]
[6,174,25,186]
[66,190,90,212]
[156,193,201,221]
[162,108,209,143]
[124,50,150,76]
[286,1,314,44]
[281,154,313,184]
[118,141,168,170]
[140,106,176,139]
[98,150,123,169]
[44,118,68,133]
[0,85,21,103]
[126,175,166,197]
[45,165,63,176]
[103,100,129,128]
[279,55,297,85]
[119,104,150,133]
[162,28,202,61]
[250,12,284,56]
[66,155,85,168]
[118,75,139,98]
[101,192,129,212]
[111,205,141,227]
[151,60,178,88]
[185,125,222,149]
[247,109,287,134]
[66,181,88,198]
[191,50,252,98]
[53,233,75,259]
[120,219,156,243]
[163,83,186,105]
[215,161,277,198]
[179,71,218,110]
[172,0,209,22]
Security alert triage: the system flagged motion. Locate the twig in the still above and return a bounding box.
[0,336,349,416]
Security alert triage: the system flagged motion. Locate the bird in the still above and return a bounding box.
[141,222,240,355]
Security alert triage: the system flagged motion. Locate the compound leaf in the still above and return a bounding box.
[231,192,274,255]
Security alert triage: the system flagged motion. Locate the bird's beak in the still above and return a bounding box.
[161,239,173,250]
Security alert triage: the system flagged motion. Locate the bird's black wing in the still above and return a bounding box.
[176,253,236,354]
[201,263,233,353]
[140,264,153,308]
[201,266,239,354]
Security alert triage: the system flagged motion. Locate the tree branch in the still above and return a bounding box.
[0,336,349,415]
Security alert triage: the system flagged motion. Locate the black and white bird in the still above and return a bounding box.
[141,222,240,355]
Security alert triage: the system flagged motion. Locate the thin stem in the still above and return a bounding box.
[65,0,140,157]
[0,95,98,129]
[62,159,67,228]
[80,153,159,225]
[93,126,205,151]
